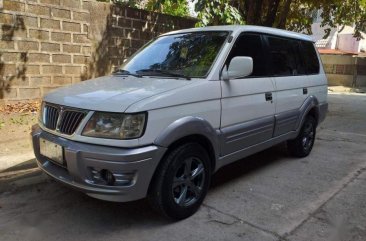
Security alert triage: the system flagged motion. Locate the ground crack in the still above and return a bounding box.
[202,203,283,239]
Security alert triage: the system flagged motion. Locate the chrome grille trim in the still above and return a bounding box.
[42,103,87,135]
[44,105,59,130]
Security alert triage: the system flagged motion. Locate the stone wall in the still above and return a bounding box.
[0,0,196,102]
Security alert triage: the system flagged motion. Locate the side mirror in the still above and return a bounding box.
[222,56,253,80]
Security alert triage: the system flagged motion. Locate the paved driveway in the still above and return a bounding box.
[1,93,366,241]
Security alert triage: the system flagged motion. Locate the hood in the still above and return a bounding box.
[44,75,193,112]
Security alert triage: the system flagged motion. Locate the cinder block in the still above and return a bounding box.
[19,88,41,99]
[17,41,39,51]
[64,65,81,74]
[40,0,61,5]
[40,18,60,29]
[41,42,60,52]
[63,44,80,53]
[42,86,58,95]
[0,13,14,24]
[10,76,29,87]
[62,21,80,32]
[51,32,71,42]
[73,11,89,22]
[1,64,16,76]
[73,33,88,43]
[28,53,50,63]
[42,65,63,74]
[61,0,80,9]
[28,4,50,16]
[53,76,72,85]
[0,40,15,49]
[52,8,71,19]
[1,88,18,99]
[29,76,52,86]
[3,0,25,11]
[29,29,50,40]
[26,65,41,75]
[52,54,71,63]
[1,52,18,62]
[73,55,89,64]
[81,46,91,55]
[21,16,38,28]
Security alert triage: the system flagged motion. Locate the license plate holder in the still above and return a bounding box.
[39,138,64,166]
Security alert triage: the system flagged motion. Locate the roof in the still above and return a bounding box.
[162,25,313,42]
[318,49,358,55]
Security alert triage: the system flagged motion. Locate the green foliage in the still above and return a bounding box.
[99,0,146,9]
[192,0,366,39]
[102,0,366,38]
[194,0,244,26]
[145,0,190,17]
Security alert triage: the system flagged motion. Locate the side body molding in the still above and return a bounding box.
[154,116,220,160]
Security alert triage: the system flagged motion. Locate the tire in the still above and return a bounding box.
[148,142,211,220]
[287,115,317,158]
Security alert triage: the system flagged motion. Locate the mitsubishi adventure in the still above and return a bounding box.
[32,25,328,219]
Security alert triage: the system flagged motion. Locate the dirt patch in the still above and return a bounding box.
[0,112,38,156]
[0,101,40,156]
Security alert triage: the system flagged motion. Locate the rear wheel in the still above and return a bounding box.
[287,116,316,157]
[148,142,211,220]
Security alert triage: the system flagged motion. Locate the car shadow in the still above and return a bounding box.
[3,143,293,238]
[0,158,38,174]
[210,142,290,190]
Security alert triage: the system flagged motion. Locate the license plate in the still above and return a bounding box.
[40,138,64,165]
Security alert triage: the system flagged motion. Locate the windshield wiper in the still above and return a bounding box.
[112,69,142,78]
[136,69,191,80]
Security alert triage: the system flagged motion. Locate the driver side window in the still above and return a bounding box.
[226,33,267,77]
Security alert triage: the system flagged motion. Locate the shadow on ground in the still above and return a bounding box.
[0,158,37,174]
[1,143,290,232]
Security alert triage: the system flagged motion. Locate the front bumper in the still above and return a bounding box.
[31,125,166,202]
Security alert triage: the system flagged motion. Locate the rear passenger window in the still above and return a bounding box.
[301,41,320,74]
[226,34,267,77]
[268,37,305,76]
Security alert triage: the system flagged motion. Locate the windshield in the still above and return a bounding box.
[119,31,229,78]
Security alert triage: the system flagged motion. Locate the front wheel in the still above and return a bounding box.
[148,142,211,220]
[287,116,316,157]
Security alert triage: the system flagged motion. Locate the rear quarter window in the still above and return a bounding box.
[301,41,320,75]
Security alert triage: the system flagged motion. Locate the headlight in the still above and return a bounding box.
[82,112,146,139]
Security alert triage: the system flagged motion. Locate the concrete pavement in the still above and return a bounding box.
[0,93,365,241]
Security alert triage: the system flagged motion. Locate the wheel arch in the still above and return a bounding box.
[153,116,219,174]
[297,95,320,130]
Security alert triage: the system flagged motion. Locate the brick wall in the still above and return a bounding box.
[0,0,196,102]
[320,54,366,87]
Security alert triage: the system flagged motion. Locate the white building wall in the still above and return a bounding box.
[310,10,366,53]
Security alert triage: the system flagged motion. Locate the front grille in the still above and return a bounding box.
[59,110,86,135]
[43,103,87,135]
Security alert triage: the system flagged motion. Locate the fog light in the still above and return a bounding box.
[101,169,115,186]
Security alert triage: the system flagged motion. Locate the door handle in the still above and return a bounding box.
[303,88,308,95]
[265,92,272,101]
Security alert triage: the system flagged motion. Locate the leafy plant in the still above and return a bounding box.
[145,0,190,17]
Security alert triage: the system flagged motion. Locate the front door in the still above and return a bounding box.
[220,33,276,156]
